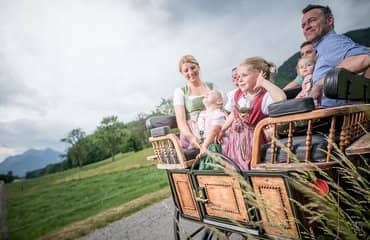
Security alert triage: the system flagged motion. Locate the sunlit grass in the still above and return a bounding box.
[5,148,170,240]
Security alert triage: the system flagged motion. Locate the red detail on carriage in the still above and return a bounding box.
[312,179,329,196]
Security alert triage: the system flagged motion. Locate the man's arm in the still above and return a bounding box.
[310,54,370,104]
[338,54,370,77]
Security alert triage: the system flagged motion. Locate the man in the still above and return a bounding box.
[283,41,316,89]
[224,67,239,113]
[301,4,370,108]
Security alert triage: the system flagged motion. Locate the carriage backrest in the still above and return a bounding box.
[324,67,370,102]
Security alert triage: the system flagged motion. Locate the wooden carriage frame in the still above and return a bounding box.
[147,68,370,240]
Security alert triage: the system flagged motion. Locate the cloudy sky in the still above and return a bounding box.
[0,0,369,162]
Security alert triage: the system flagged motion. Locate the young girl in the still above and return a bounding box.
[296,57,316,98]
[217,57,286,170]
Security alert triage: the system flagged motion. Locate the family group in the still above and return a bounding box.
[173,4,370,170]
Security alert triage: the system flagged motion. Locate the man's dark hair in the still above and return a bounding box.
[300,41,312,49]
[232,67,237,71]
[302,4,333,18]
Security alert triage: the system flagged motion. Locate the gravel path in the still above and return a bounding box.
[80,198,175,240]
[81,197,247,240]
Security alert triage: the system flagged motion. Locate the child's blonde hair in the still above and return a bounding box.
[210,89,225,108]
[296,57,316,77]
[240,57,276,80]
[178,55,199,73]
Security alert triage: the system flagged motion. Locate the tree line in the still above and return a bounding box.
[26,98,174,178]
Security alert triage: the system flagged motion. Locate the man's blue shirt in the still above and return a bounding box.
[313,30,370,108]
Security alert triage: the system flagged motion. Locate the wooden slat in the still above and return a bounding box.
[345,132,370,155]
[305,119,313,162]
[326,116,336,162]
[287,122,293,164]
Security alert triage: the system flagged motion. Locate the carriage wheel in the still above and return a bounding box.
[173,208,246,240]
[173,208,217,240]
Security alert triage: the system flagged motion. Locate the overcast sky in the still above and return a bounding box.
[0,0,369,162]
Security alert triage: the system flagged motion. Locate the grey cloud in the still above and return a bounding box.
[0,0,369,163]
[0,119,65,151]
[0,75,50,115]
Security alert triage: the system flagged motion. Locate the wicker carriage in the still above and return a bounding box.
[146,68,370,240]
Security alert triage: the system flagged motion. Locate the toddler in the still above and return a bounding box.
[296,57,315,98]
[197,89,228,155]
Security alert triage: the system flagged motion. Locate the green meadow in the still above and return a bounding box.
[5,148,170,240]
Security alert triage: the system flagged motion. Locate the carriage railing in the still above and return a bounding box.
[251,104,370,170]
[148,104,370,170]
[149,133,195,169]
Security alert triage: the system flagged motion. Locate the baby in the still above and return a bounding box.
[296,57,316,98]
[197,89,228,157]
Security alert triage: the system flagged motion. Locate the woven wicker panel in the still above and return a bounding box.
[196,175,249,222]
[172,173,200,219]
[251,176,299,239]
[150,134,189,169]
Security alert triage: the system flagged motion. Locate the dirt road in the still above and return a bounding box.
[81,198,184,240]
[81,197,246,240]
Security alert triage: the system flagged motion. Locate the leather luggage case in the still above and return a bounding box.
[150,126,170,137]
[146,115,177,130]
[324,68,370,102]
[268,97,315,117]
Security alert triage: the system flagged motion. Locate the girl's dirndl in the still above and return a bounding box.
[225,89,268,170]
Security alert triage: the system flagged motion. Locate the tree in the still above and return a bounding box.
[95,116,128,161]
[0,171,16,183]
[61,128,87,168]
[61,128,86,145]
[152,98,174,116]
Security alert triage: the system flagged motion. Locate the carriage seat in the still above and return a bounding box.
[260,134,339,164]
[260,97,331,164]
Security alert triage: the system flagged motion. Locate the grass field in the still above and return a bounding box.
[5,148,170,240]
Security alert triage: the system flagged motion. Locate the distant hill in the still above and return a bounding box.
[0,148,62,177]
[274,27,370,87]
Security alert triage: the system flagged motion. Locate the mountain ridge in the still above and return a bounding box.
[0,148,62,177]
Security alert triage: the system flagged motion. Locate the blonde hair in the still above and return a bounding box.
[239,56,276,80]
[296,57,316,76]
[178,55,199,73]
[209,89,225,107]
